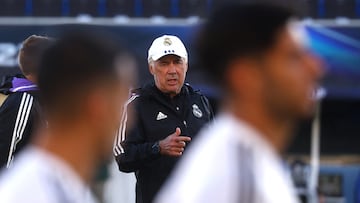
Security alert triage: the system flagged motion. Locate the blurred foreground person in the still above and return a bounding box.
[0,35,53,169]
[156,3,323,203]
[0,32,134,203]
[113,35,213,203]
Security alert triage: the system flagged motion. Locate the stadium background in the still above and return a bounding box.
[0,0,360,202]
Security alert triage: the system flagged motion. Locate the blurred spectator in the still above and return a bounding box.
[0,31,134,203]
[156,2,323,203]
[0,35,53,169]
[113,35,214,203]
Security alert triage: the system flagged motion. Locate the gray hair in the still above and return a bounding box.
[148,56,188,66]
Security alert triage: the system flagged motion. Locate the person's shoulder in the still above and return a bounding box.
[130,82,155,95]
[24,90,39,99]
[183,83,200,94]
[129,86,141,95]
[129,83,157,100]
[0,92,31,109]
[0,75,15,92]
[10,91,36,102]
[0,150,49,202]
[0,74,26,95]
[124,87,145,108]
[0,93,34,125]
[183,83,210,100]
[0,172,51,203]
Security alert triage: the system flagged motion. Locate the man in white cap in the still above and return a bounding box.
[113,35,214,203]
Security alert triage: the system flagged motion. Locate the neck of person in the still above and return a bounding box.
[169,92,177,98]
[155,85,181,99]
[34,121,99,184]
[25,74,37,84]
[223,96,295,154]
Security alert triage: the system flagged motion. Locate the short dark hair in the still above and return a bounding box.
[195,2,296,84]
[38,31,128,116]
[18,35,54,77]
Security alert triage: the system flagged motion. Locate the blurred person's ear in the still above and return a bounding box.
[85,88,110,128]
[88,85,121,120]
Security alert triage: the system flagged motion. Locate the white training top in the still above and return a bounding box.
[0,146,98,203]
[155,112,300,203]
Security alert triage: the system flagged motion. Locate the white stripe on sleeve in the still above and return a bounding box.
[6,93,34,168]
[113,94,139,156]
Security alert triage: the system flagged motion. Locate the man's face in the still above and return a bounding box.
[149,54,188,97]
[259,27,324,119]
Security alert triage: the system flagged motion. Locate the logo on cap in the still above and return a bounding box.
[163,37,172,46]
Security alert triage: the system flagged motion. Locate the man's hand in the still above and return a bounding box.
[159,127,191,157]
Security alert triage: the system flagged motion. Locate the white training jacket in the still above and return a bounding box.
[155,112,300,203]
[0,146,97,203]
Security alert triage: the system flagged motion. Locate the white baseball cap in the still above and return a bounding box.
[147,35,188,62]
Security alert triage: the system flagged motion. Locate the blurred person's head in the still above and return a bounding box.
[37,31,134,175]
[196,2,323,120]
[148,35,188,98]
[18,35,54,83]
[196,2,323,151]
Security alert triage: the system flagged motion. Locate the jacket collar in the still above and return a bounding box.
[10,77,38,92]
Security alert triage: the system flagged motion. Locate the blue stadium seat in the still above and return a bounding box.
[68,0,98,16]
[0,0,27,16]
[106,0,136,17]
[301,0,320,18]
[324,0,356,18]
[142,0,172,17]
[179,0,210,17]
[32,0,63,16]
[0,0,359,18]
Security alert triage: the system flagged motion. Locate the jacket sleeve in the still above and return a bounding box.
[0,92,35,168]
[0,94,13,168]
[113,94,160,173]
